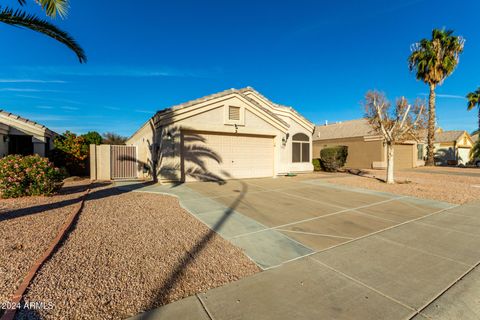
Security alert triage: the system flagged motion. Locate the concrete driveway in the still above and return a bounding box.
[119,174,480,320]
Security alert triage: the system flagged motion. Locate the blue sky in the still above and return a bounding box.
[1,0,479,136]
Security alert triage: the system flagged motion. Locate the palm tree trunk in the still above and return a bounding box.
[426,83,436,166]
[478,106,480,134]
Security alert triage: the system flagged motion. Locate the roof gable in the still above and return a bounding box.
[153,88,288,128]
[0,110,57,137]
[239,87,314,132]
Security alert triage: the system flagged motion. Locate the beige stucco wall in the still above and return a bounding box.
[241,90,314,173]
[127,92,314,182]
[313,137,422,170]
[313,137,385,169]
[90,144,111,180]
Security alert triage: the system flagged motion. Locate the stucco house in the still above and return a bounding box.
[313,119,424,170]
[434,129,474,165]
[0,110,57,158]
[126,87,314,182]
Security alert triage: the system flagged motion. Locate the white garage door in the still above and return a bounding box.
[182,132,274,181]
[457,147,471,165]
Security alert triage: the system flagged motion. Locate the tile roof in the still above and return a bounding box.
[472,133,478,143]
[434,130,465,143]
[313,119,377,140]
[0,110,57,135]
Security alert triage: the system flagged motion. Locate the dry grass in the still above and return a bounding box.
[0,180,91,308]
[327,167,480,204]
[16,185,259,319]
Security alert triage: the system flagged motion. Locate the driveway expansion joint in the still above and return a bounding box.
[310,257,418,313]
[196,294,215,320]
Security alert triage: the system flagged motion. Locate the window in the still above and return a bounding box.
[292,133,310,163]
[229,106,240,121]
[417,144,424,160]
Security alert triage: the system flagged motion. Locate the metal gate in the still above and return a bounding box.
[111,145,137,179]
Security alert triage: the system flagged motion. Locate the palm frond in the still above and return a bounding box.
[17,0,68,18]
[0,7,86,63]
[466,89,480,111]
[36,0,69,18]
[408,28,464,85]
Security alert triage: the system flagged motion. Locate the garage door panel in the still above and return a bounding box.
[393,144,414,169]
[182,132,273,181]
[457,148,470,165]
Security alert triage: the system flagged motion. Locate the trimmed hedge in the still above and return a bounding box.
[312,158,321,171]
[319,146,348,172]
[0,155,65,198]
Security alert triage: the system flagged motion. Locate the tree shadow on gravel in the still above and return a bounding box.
[0,181,153,223]
[139,175,248,319]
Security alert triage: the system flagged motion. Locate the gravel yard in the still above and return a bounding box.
[327,167,480,204]
[18,185,259,319]
[0,180,90,310]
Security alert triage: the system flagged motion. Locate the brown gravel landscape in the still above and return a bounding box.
[0,180,91,310]
[327,167,480,204]
[17,185,259,319]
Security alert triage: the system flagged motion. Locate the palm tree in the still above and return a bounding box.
[408,28,464,166]
[0,0,86,63]
[467,87,480,133]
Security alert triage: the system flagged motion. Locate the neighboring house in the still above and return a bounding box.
[313,119,424,169]
[472,133,478,144]
[0,110,57,158]
[434,129,474,165]
[126,87,314,182]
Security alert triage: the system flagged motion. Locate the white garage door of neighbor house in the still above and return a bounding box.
[182,132,274,181]
[457,147,471,164]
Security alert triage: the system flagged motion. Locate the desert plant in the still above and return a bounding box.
[319,146,348,172]
[0,155,64,198]
[51,131,89,176]
[408,28,465,166]
[0,0,86,63]
[312,158,321,171]
[471,140,480,161]
[466,87,480,133]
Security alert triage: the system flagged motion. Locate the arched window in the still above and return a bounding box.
[292,133,310,163]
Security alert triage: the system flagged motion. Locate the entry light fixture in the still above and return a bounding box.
[282,133,290,146]
[166,132,173,141]
[234,124,238,133]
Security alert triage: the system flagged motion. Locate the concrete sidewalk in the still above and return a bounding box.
[132,199,480,320]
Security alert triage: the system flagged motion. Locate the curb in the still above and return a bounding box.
[1,187,91,320]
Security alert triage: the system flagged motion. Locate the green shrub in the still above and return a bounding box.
[0,155,65,198]
[319,146,348,172]
[312,158,321,171]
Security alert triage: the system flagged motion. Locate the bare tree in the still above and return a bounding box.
[364,91,427,184]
